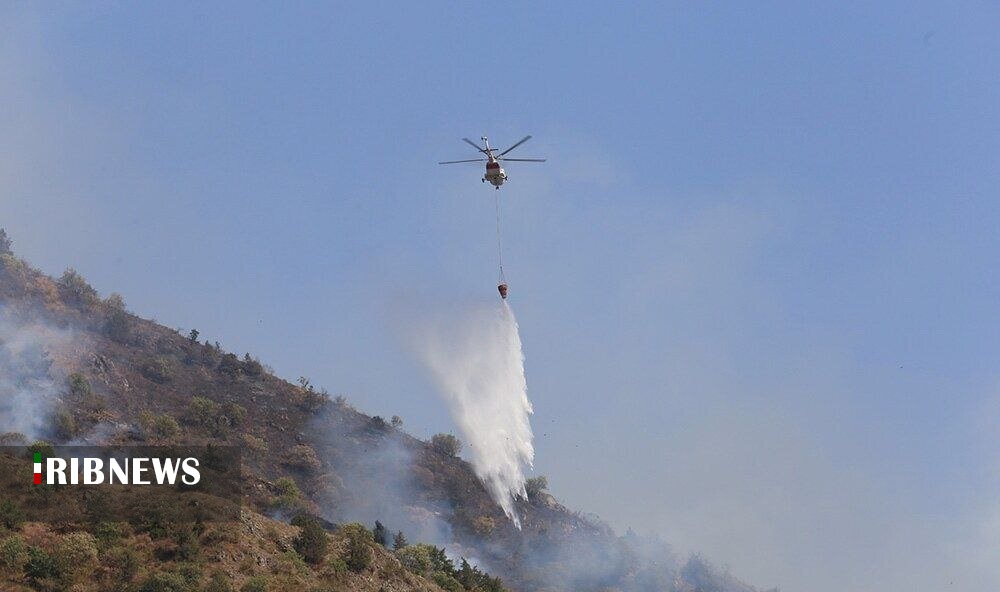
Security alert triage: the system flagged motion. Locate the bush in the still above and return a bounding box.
[0,228,11,255]
[242,434,268,456]
[0,535,26,572]
[105,294,133,343]
[272,477,300,510]
[525,475,548,498]
[186,397,218,426]
[433,572,465,592]
[57,532,98,566]
[68,374,106,420]
[55,532,98,583]
[138,411,181,441]
[431,433,462,457]
[241,576,268,592]
[139,571,190,592]
[218,353,243,378]
[94,521,127,547]
[142,357,174,384]
[53,407,77,440]
[25,546,60,584]
[292,516,329,565]
[396,544,432,574]
[338,523,373,572]
[0,499,23,531]
[69,373,92,398]
[58,268,99,308]
[0,432,26,445]
[103,546,139,582]
[242,354,264,377]
[205,571,233,592]
[283,445,322,473]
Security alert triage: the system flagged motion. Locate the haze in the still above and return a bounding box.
[2,4,998,591]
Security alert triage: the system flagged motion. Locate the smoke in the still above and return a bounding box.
[417,301,534,528]
[0,307,74,440]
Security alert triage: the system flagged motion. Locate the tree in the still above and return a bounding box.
[342,530,372,572]
[291,515,329,565]
[431,433,462,457]
[393,531,408,550]
[0,228,12,255]
[57,268,99,308]
[188,329,200,343]
[525,476,548,499]
[390,415,403,428]
[104,294,133,343]
[372,521,388,546]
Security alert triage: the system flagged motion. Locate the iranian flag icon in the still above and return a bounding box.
[33,452,42,484]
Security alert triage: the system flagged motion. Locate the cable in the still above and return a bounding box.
[496,192,506,284]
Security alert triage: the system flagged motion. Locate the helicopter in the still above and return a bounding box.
[438,135,546,189]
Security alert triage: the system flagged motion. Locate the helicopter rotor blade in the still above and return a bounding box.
[499,158,546,162]
[462,138,488,154]
[499,135,532,156]
[438,158,487,164]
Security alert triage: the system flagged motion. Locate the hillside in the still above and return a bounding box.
[0,234,766,592]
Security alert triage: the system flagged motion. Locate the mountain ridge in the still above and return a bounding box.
[0,236,767,592]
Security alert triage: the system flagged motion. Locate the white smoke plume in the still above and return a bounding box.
[418,301,534,528]
[0,307,74,440]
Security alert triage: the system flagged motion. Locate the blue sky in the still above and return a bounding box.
[2,3,999,591]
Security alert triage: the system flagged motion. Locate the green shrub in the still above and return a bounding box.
[27,441,54,459]
[187,397,218,426]
[0,499,22,531]
[25,546,60,584]
[139,571,190,592]
[57,268,99,308]
[0,535,26,571]
[53,407,77,440]
[525,475,548,498]
[205,571,234,592]
[57,531,98,568]
[218,353,243,378]
[430,433,462,457]
[102,545,139,582]
[282,444,322,473]
[104,294,133,343]
[139,411,181,441]
[395,544,432,574]
[292,515,329,565]
[93,521,127,547]
[271,477,300,510]
[142,357,174,384]
[338,523,373,573]
[69,373,92,398]
[326,557,348,578]
[240,576,268,592]
[433,572,465,592]
[242,434,268,456]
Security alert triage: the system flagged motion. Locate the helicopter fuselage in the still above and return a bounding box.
[484,159,506,188]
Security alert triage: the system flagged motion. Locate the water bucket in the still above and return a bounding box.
[497,283,508,299]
